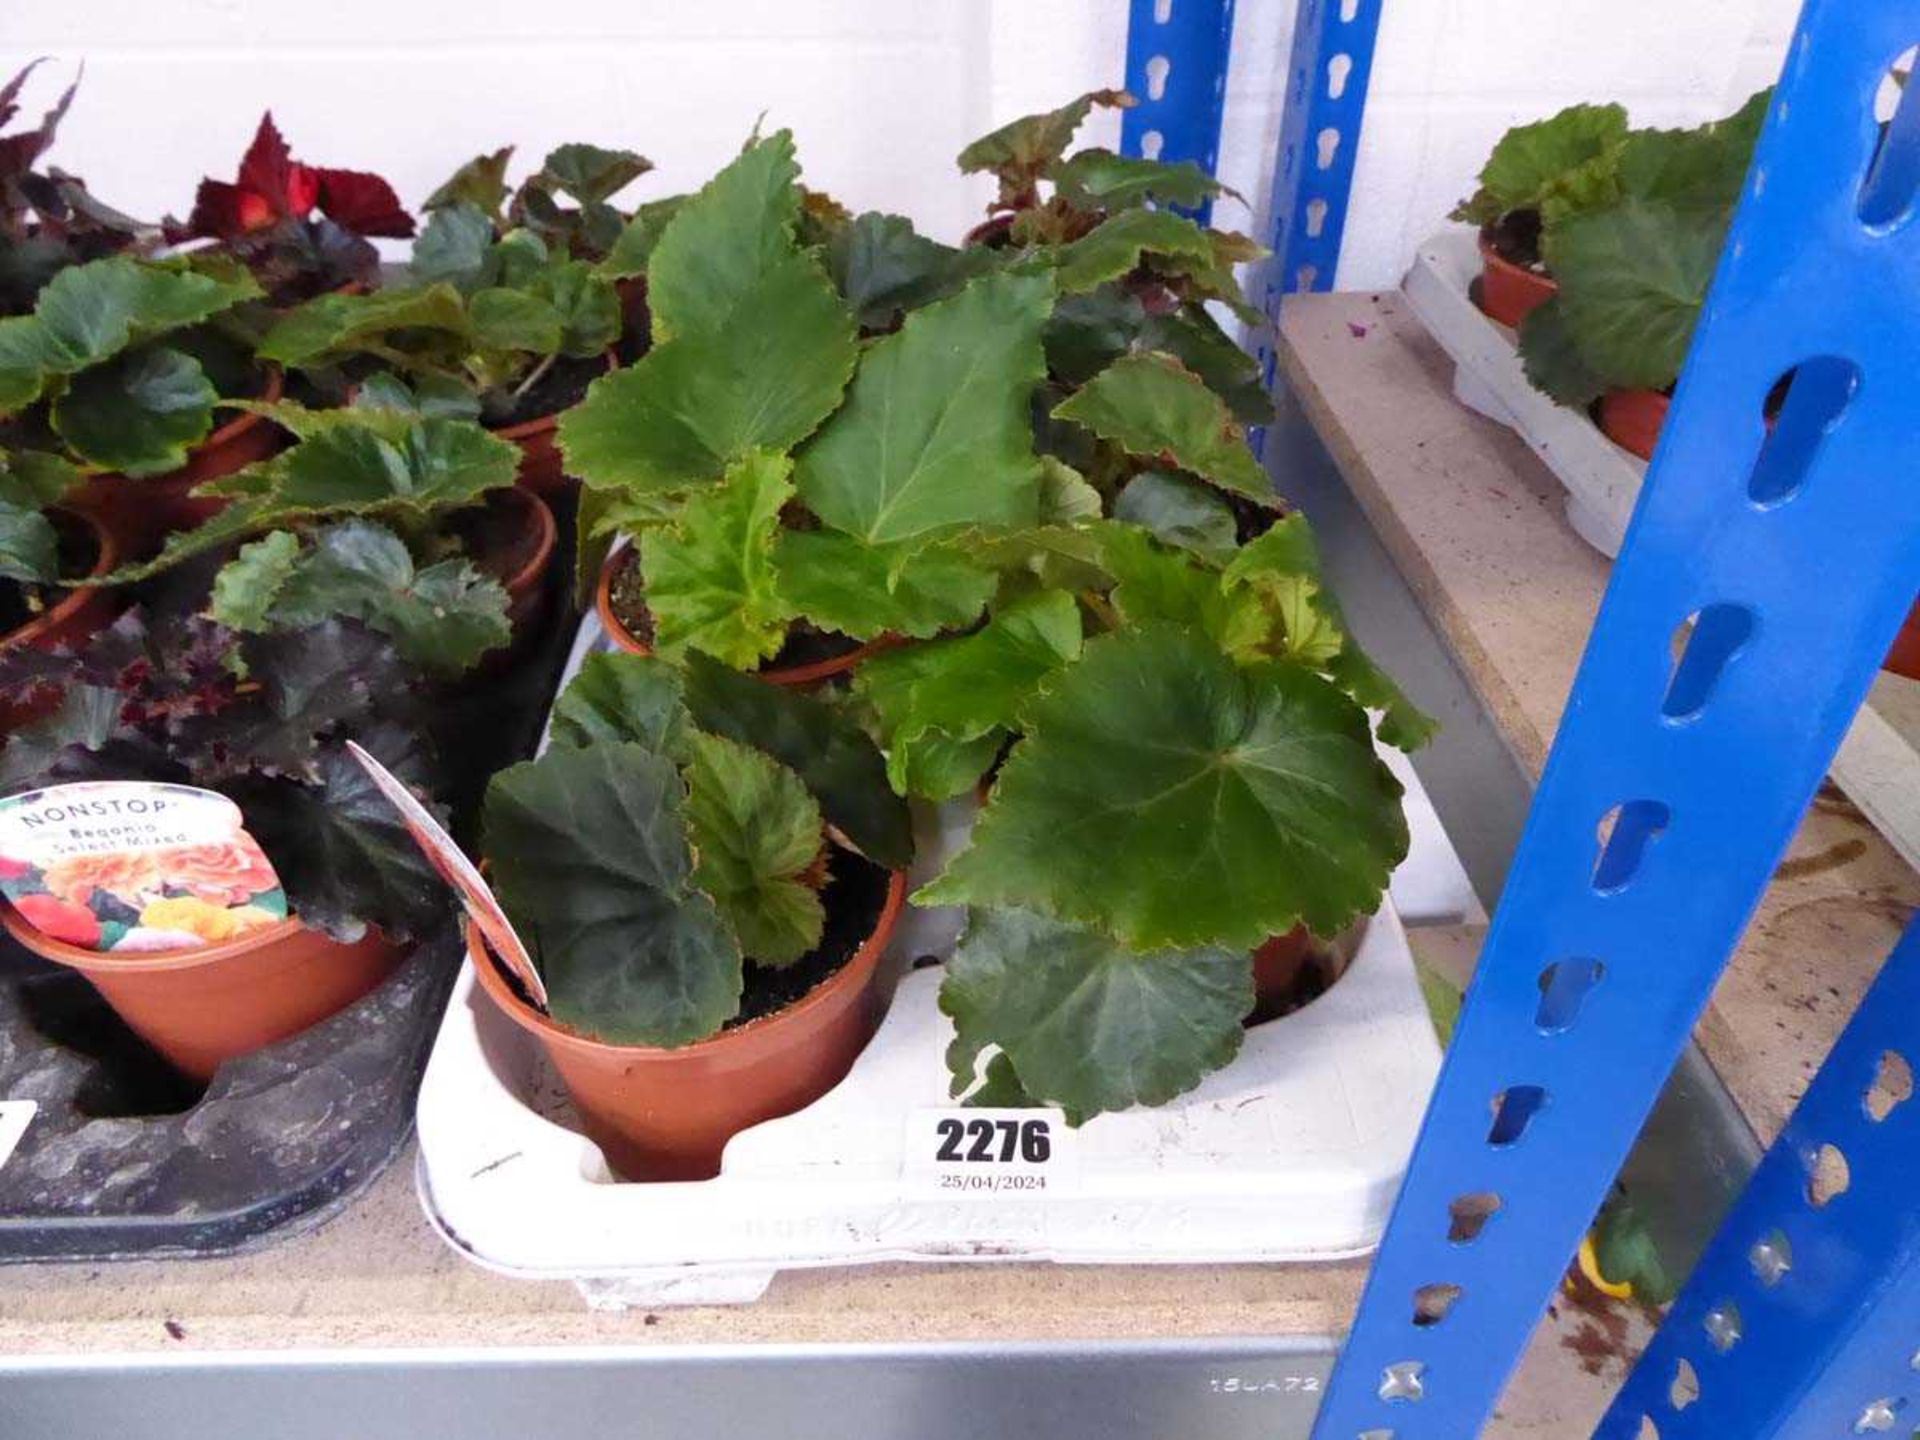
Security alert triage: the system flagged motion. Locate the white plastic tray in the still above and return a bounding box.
[413,615,1468,1308]
[1399,232,1920,876]
[1401,228,1645,558]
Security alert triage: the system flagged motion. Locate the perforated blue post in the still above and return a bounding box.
[1251,0,1384,456]
[1595,917,1920,1440]
[1309,3,1920,1436]
[1120,0,1237,223]
[1261,0,1382,305]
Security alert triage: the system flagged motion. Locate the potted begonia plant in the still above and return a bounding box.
[257,222,623,497]
[470,648,911,1179]
[0,607,451,1079]
[99,402,548,678]
[0,253,279,543]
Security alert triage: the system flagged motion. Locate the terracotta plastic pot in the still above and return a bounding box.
[0,904,404,1083]
[478,485,558,649]
[594,543,896,688]
[76,366,289,552]
[0,506,128,733]
[1475,229,1558,330]
[468,868,908,1181]
[1597,387,1669,462]
[1247,924,1359,1026]
[492,351,617,500]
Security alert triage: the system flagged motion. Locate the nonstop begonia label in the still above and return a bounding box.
[0,782,287,954]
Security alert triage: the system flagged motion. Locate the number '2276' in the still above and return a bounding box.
[934,1117,1052,1164]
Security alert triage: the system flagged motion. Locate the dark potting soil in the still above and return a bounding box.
[1487,207,1547,271]
[486,353,607,430]
[727,849,891,1029]
[0,512,99,633]
[608,553,863,673]
[1244,941,1341,1029]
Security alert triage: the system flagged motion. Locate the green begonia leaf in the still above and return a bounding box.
[1451,103,1628,226]
[827,211,994,330]
[795,268,1054,543]
[1053,351,1274,505]
[681,653,911,869]
[534,143,651,205]
[485,741,742,1047]
[549,650,691,755]
[1052,207,1216,294]
[1153,230,1268,325]
[1044,285,1146,385]
[560,135,856,500]
[0,449,81,508]
[0,450,72,584]
[1220,518,1436,748]
[411,203,496,289]
[855,589,1082,801]
[50,345,218,475]
[0,502,57,585]
[527,261,621,357]
[773,529,995,642]
[0,256,261,411]
[1113,470,1238,563]
[425,148,513,216]
[1516,295,1607,406]
[1140,309,1275,424]
[97,415,521,585]
[1544,198,1723,392]
[468,286,564,355]
[957,89,1133,206]
[352,371,485,421]
[1037,457,1103,522]
[1052,148,1234,211]
[272,416,520,511]
[258,284,471,370]
[646,129,808,344]
[918,624,1408,949]
[941,906,1252,1121]
[209,529,303,631]
[1220,515,1346,665]
[220,520,510,677]
[684,730,825,967]
[641,449,797,669]
[1617,89,1768,214]
[597,196,687,281]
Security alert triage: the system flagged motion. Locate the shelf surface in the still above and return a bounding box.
[1277,288,1920,1144]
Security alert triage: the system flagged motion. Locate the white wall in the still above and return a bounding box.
[2,0,1795,290]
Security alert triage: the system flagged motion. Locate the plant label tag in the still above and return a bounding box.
[0,1100,36,1173]
[0,782,286,954]
[345,741,546,1006]
[901,1107,1078,1199]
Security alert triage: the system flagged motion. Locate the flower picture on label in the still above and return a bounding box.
[0,783,288,954]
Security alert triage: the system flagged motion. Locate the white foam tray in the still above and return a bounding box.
[1401,228,1646,559]
[1401,229,1920,876]
[414,615,1469,1308]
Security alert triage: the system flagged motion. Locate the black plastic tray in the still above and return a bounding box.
[0,927,456,1262]
[0,544,577,1263]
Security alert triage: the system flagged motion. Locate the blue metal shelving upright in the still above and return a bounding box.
[1289,0,1920,1435]
[1594,917,1920,1439]
[1120,0,1237,224]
